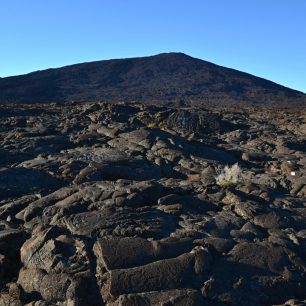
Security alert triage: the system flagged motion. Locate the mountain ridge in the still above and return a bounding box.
[0,52,305,106]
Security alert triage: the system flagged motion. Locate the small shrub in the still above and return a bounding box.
[215,163,242,187]
[146,123,155,129]
[146,122,164,129]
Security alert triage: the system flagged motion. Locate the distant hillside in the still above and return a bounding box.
[0,52,305,106]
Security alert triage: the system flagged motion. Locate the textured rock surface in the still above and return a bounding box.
[0,102,305,305]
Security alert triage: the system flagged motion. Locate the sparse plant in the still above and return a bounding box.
[215,163,242,187]
[146,122,164,129]
[146,122,156,129]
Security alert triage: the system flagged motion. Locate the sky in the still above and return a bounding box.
[0,0,305,93]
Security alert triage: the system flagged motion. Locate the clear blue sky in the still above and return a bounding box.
[0,0,305,92]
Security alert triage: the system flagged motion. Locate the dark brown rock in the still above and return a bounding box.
[112,289,204,306]
[107,252,197,297]
[94,236,193,270]
[1,102,306,305]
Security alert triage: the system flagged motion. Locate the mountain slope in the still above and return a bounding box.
[0,52,305,106]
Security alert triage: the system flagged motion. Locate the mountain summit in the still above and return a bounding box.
[0,52,305,106]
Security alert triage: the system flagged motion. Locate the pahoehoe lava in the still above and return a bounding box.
[0,100,305,305]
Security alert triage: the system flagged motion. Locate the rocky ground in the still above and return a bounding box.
[0,102,305,306]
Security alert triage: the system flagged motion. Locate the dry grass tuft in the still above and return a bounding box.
[215,163,242,187]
